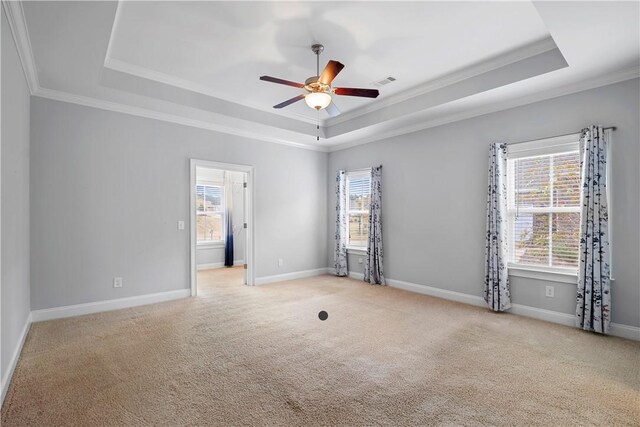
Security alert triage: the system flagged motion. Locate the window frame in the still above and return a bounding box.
[345,170,371,251]
[505,134,582,280]
[195,182,225,246]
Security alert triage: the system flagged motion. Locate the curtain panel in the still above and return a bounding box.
[224,172,234,267]
[576,126,611,334]
[484,143,511,311]
[334,170,348,276]
[364,166,385,285]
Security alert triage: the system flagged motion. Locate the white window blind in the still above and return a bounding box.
[346,171,371,248]
[196,184,225,242]
[507,149,581,270]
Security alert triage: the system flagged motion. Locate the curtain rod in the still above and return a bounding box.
[506,126,616,146]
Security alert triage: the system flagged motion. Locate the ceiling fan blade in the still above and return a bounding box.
[318,60,344,85]
[334,87,380,98]
[325,101,340,117]
[273,94,305,109]
[260,76,304,89]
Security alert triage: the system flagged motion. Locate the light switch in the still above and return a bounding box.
[177,221,185,230]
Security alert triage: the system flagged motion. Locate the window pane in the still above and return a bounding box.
[348,213,369,247]
[513,156,550,208]
[552,212,580,268]
[512,213,550,266]
[553,152,581,207]
[196,185,206,212]
[349,177,371,211]
[197,213,223,242]
[204,186,223,213]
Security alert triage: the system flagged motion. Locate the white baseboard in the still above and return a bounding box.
[333,269,640,341]
[609,322,640,341]
[197,260,244,271]
[386,278,487,308]
[255,268,329,286]
[1,312,32,405]
[31,289,191,322]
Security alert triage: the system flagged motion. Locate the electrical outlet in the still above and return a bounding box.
[278,258,284,267]
[177,221,185,230]
[113,277,123,288]
[358,257,363,264]
[545,285,554,298]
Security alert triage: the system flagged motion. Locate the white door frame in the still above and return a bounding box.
[190,159,255,296]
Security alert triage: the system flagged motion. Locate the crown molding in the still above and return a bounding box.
[103,57,321,126]
[103,0,318,127]
[327,66,640,152]
[2,0,39,94]
[33,87,330,152]
[6,0,638,155]
[325,37,559,127]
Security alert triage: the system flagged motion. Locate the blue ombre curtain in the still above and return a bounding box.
[224,172,234,267]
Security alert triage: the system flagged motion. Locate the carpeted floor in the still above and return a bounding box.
[2,268,639,426]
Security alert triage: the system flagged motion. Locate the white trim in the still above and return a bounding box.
[104,57,320,126]
[34,88,329,153]
[1,0,39,94]
[508,265,578,284]
[190,160,255,294]
[386,278,487,308]
[197,260,245,271]
[506,134,580,159]
[326,37,559,127]
[5,0,638,153]
[31,289,190,322]
[509,303,575,326]
[346,248,367,255]
[197,241,225,248]
[1,313,32,405]
[610,323,640,341]
[328,66,640,153]
[254,268,329,286]
[335,270,639,341]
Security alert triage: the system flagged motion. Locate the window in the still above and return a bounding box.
[346,171,371,248]
[196,184,224,243]
[506,139,581,271]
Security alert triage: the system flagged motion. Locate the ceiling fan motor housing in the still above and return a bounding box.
[304,76,331,95]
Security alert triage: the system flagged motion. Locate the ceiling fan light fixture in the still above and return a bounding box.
[305,92,332,110]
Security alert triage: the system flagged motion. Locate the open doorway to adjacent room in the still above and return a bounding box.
[190,159,254,295]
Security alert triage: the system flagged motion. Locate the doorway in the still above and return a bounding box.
[190,159,254,296]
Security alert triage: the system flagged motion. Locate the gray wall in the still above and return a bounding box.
[30,98,328,310]
[328,79,640,328]
[1,9,32,384]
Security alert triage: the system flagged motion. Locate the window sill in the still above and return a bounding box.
[346,247,367,255]
[508,264,577,284]
[197,241,225,249]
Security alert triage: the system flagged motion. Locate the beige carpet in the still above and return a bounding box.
[2,268,639,426]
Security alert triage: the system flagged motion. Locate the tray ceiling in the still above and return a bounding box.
[9,1,639,151]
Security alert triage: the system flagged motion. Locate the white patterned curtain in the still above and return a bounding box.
[364,166,385,285]
[334,170,348,276]
[224,172,234,267]
[576,126,611,334]
[484,143,511,311]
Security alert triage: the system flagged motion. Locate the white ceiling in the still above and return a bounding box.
[105,1,551,120]
[8,1,640,151]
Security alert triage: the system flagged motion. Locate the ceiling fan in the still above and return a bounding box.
[259,44,379,117]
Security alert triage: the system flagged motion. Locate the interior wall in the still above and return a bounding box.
[1,9,32,388]
[328,78,640,328]
[30,97,328,310]
[196,169,245,268]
